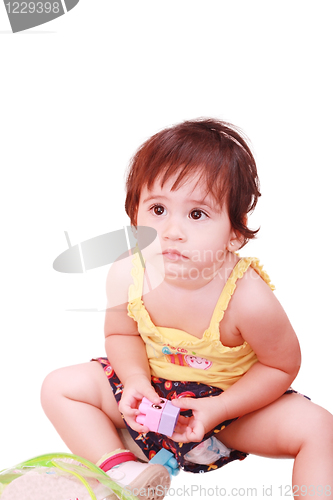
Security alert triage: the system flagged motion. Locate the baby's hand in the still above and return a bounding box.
[170,396,227,443]
[119,375,160,433]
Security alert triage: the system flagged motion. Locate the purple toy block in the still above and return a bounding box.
[158,400,180,436]
[136,397,180,437]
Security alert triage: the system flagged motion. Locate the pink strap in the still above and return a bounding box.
[99,451,136,472]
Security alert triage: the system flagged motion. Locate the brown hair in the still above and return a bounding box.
[125,118,261,247]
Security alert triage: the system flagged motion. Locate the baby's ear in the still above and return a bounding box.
[227,217,248,252]
[227,230,246,252]
[227,235,243,252]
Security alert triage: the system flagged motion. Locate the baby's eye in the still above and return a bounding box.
[151,204,166,216]
[189,209,208,220]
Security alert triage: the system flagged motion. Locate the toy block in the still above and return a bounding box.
[149,449,180,477]
[158,400,180,436]
[136,397,180,437]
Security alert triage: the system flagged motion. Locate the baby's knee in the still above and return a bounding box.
[312,407,333,441]
[40,367,68,412]
[301,405,333,449]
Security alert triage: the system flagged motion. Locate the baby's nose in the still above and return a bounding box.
[162,217,186,241]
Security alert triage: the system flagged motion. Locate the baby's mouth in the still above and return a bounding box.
[162,249,189,261]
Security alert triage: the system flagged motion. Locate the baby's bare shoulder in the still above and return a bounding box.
[234,265,277,311]
[105,251,134,307]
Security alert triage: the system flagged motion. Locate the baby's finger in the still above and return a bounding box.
[170,429,191,443]
[129,420,150,434]
[142,387,161,405]
[173,416,190,434]
[184,421,205,443]
[120,411,150,434]
[176,415,191,426]
[118,403,140,422]
[171,417,195,442]
[118,401,133,416]
[171,397,197,411]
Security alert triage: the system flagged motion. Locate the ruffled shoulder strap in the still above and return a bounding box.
[207,257,275,339]
[247,257,275,291]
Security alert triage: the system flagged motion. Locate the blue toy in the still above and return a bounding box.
[149,449,179,477]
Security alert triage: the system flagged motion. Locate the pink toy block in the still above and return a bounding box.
[136,397,180,437]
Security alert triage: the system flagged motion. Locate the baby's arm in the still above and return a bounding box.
[172,267,301,442]
[104,257,160,432]
[216,266,301,416]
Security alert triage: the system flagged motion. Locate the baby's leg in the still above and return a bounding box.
[41,361,125,463]
[217,393,333,497]
[41,361,171,499]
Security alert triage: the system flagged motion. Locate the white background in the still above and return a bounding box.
[0,1,332,498]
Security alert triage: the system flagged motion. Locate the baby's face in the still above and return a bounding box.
[136,174,238,286]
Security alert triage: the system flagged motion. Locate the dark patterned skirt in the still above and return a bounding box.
[92,357,252,473]
[93,357,303,473]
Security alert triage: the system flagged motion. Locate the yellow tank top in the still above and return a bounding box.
[127,254,275,391]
